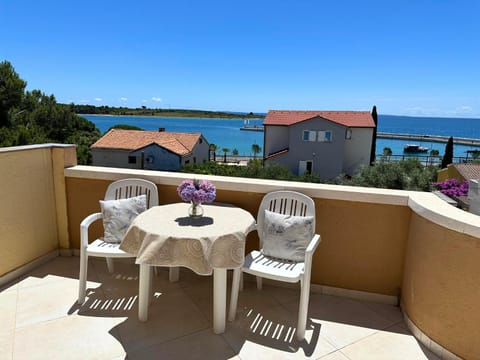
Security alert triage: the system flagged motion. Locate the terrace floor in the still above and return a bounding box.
[0,256,440,360]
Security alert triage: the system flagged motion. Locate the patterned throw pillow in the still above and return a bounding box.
[262,209,314,261]
[100,195,147,243]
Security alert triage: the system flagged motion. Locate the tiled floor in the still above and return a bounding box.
[0,256,440,360]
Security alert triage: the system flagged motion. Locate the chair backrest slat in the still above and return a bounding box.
[105,178,159,209]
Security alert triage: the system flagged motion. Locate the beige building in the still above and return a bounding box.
[91,129,209,171]
[263,109,376,179]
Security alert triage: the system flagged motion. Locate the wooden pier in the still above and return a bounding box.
[377,132,480,146]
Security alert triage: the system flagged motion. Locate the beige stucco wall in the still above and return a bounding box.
[402,213,480,359]
[64,167,410,297]
[0,144,76,277]
[436,164,464,182]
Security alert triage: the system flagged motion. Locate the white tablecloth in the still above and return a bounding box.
[120,202,256,275]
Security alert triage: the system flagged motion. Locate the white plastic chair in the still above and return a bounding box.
[78,178,159,305]
[228,190,321,341]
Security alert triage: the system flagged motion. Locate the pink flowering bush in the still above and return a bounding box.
[433,178,469,197]
[177,179,216,204]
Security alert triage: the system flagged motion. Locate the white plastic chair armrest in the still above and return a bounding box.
[306,234,321,255]
[80,212,103,248]
[304,234,321,271]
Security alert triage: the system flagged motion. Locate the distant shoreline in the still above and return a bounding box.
[78,113,264,121]
[67,104,265,120]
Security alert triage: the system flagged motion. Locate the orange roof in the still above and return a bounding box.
[452,163,480,180]
[91,129,202,156]
[264,110,376,127]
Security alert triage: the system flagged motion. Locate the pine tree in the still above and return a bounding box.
[441,136,454,168]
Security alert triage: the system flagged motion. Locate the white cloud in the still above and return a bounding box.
[94,97,102,102]
[141,99,148,103]
[455,106,473,114]
[120,97,128,102]
[152,97,162,102]
[79,99,89,104]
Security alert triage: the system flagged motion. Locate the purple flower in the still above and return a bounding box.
[433,178,469,197]
[177,179,216,204]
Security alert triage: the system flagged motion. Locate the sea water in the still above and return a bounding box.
[82,115,264,156]
[82,114,480,158]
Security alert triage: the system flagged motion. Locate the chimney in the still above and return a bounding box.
[159,127,166,132]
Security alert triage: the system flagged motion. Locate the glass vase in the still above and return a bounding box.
[188,202,204,217]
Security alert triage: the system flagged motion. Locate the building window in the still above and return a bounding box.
[317,130,332,142]
[345,128,352,140]
[303,130,316,142]
[128,156,137,164]
[185,160,190,165]
[193,157,197,164]
[199,138,203,144]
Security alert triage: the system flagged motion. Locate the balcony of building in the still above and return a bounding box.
[1,144,478,359]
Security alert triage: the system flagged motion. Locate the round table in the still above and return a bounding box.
[121,202,256,333]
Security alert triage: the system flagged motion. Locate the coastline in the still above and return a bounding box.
[78,113,264,121]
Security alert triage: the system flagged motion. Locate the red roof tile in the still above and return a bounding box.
[264,110,376,127]
[452,163,480,180]
[91,129,202,156]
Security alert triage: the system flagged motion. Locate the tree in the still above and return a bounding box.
[429,149,440,165]
[441,136,454,169]
[232,148,239,156]
[107,124,142,131]
[209,143,217,161]
[251,143,262,158]
[369,105,378,164]
[0,61,100,164]
[383,147,392,159]
[221,147,229,163]
[0,61,27,127]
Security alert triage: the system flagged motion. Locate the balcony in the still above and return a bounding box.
[1,144,478,359]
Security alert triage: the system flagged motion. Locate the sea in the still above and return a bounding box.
[81,114,480,158]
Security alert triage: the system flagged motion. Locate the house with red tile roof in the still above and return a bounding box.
[263,109,377,179]
[437,163,480,183]
[91,129,209,171]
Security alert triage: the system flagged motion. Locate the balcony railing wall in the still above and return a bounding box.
[0,144,76,278]
[0,144,478,359]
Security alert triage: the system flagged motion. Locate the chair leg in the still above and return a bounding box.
[78,252,88,304]
[169,267,180,282]
[239,271,244,291]
[296,277,311,341]
[256,276,263,290]
[228,268,242,321]
[106,257,115,273]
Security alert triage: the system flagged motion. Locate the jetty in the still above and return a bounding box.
[377,132,480,147]
[240,125,264,132]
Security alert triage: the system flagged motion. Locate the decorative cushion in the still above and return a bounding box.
[100,195,147,243]
[262,209,314,261]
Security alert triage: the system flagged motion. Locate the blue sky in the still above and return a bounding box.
[1,0,479,117]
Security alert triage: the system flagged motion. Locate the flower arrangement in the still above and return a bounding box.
[433,178,469,198]
[177,179,216,205]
